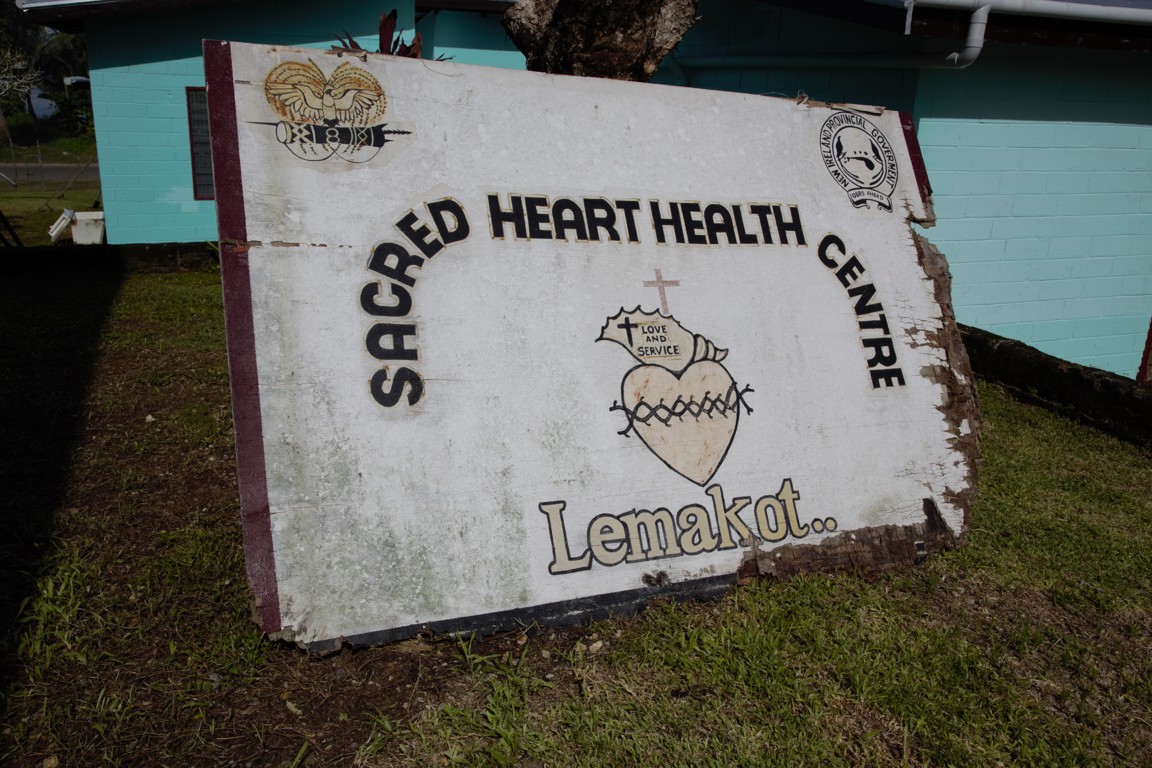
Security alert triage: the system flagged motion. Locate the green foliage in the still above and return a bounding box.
[3,109,40,144]
[34,31,87,85]
[0,1,45,56]
[50,87,92,136]
[2,89,92,144]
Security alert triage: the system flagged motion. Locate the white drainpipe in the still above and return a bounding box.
[899,0,1152,66]
[883,0,1152,26]
[944,4,991,67]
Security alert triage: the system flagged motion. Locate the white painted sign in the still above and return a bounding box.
[206,41,978,650]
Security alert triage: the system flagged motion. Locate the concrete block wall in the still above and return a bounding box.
[915,45,1152,378]
[416,9,525,70]
[660,0,920,110]
[86,0,415,245]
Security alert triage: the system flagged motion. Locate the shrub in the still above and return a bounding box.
[4,111,57,146]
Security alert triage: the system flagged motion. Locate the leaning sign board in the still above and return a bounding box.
[206,41,979,650]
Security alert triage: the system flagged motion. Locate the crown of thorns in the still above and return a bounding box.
[610,382,754,437]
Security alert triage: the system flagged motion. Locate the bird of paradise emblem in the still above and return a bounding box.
[263,59,410,163]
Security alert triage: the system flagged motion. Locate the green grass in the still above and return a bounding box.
[0,180,102,247]
[0,133,100,246]
[6,133,98,164]
[2,268,1151,767]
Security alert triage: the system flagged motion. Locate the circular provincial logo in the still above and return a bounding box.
[819,111,899,212]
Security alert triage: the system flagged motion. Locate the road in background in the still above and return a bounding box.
[0,163,100,186]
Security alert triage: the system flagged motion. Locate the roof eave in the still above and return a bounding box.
[16,0,238,29]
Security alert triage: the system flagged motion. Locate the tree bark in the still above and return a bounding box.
[504,0,697,82]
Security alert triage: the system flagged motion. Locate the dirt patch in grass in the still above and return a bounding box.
[0,262,589,766]
[2,263,1151,766]
[0,252,125,684]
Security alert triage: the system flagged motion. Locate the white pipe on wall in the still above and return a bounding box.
[944,4,991,67]
[871,0,1152,26]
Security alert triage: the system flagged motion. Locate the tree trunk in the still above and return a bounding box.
[504,0,697,82]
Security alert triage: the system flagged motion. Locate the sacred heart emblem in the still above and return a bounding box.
[599,307,752,485]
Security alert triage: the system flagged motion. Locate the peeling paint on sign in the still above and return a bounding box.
[205,40,980,651]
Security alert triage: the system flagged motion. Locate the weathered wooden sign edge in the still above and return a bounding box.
[205,40,980,652]
[207,40,282,637]
[743,232,981,584]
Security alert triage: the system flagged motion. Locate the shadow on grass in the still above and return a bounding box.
[0,246,125,698]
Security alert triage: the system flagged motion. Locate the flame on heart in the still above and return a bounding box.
[598,308,727,375]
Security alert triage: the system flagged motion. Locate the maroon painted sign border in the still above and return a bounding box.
[204,40,282,633]
[899,111,933,209]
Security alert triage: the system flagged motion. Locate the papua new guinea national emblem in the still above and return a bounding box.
[819,111,899,212]
[598,307,753,486]
[263,59,411,163]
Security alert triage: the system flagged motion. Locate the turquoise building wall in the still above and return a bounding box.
[417,9,525,69]
[86,0,415,245]
[656,1,920,110]
[914,45,1152,377]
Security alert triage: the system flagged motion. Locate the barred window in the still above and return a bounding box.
[186,87,215,200]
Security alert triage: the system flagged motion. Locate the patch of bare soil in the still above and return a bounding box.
[0,266,583,767]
